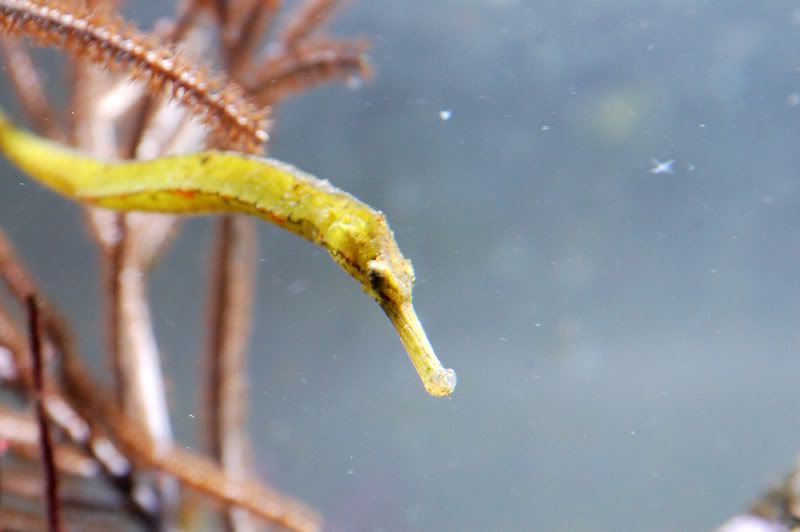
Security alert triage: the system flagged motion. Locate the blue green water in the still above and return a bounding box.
[3,1,800,530]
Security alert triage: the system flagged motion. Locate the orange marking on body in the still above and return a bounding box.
[175,189,196,199]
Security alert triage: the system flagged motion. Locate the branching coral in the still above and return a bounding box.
[0,0,377,529]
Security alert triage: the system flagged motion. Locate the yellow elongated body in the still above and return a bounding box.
[0,110,456,397]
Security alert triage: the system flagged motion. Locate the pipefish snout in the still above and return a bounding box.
[0,108,457,397]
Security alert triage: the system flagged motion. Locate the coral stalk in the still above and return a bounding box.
[0,0,268,152]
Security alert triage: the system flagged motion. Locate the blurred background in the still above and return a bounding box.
[3,0,800,530]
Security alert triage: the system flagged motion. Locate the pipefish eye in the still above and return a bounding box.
[368,267,386,292]
[367,259,390,293]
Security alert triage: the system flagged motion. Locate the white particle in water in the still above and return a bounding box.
[649,158,674,175]
[288,279,310,295]
[346,76,362,89]
[439,109,452,121]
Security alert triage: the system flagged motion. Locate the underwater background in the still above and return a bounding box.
[3,0,800,530]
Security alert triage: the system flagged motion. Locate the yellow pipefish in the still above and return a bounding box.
[0,110,456,397]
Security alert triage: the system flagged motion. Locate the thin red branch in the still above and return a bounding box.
[170,0,205,42]
[25,294,62,532]
[0,35,63,140]
[229,1,279,76]
[214,0,229,27]
[248,38,370,106]
[281,0,340,48]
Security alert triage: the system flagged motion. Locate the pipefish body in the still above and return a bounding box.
[0,109,456,397]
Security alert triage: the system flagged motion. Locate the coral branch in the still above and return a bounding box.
[205,216,256,460]
[0,0,377,526]
[0,0,268,152]
[281,0,339,48]
[226,0,282,77]
[0,35,63,139]
[1,465,122,514]
[0,231,158,527]
[0,405,99,477]
[0,230,38,300]
[0,508,46,530]
[0,303,28,384]
[170,0,205,42]
[104,213,127,406]
[204,215,258,531]
[214,0,229,28]
[60,343,321,532]
[25,294,63,532]
[248,38,370,105]
[0,228,319,530]
[115,236,174,444]
[105,213,180,525]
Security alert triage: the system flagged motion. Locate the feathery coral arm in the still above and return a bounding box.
[0,110,456,397]
[0,0,268,153]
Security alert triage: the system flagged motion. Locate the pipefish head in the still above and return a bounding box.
[366,252,415,305]
[320,202,455,396]
[365,231,456,397]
